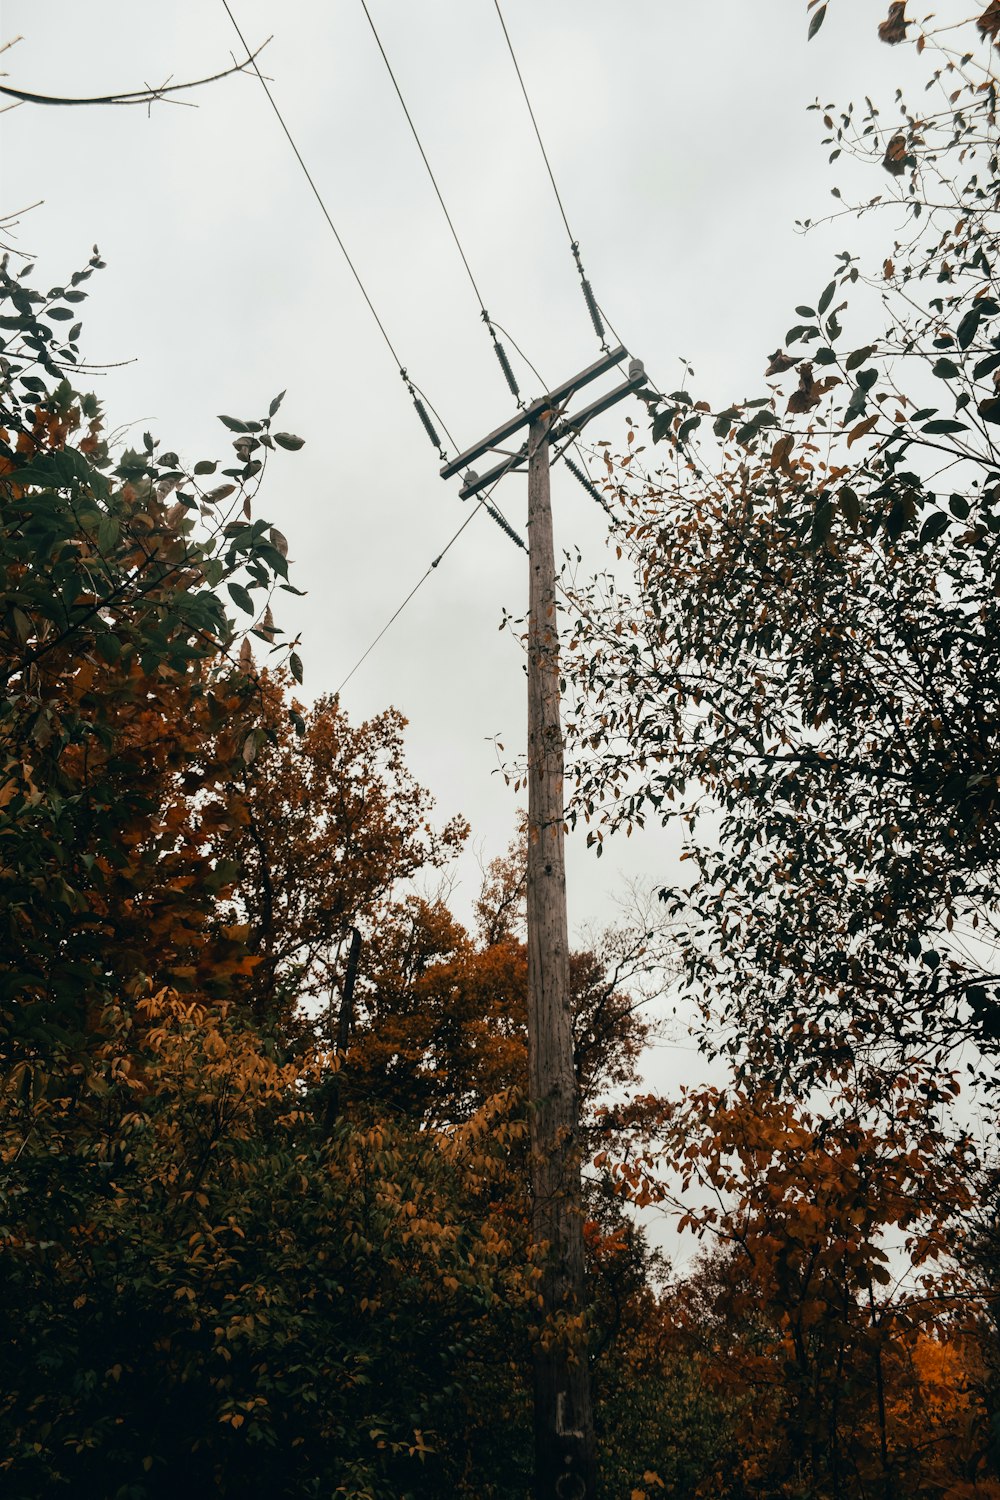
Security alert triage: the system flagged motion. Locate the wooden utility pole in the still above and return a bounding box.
[440,348,644,1500]
[525,412,595,1499]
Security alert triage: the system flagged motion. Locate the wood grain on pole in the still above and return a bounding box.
[526,414,596,1500]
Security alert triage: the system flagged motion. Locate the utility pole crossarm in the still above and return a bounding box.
[439,344,628,481]
[457,363,645,501]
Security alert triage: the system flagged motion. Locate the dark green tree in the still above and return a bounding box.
[564,7,1000,1100]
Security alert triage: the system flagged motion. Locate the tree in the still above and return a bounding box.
[0,256,537,1500]
[600,1074,993,1498]
[0,250,307,1081]
[0,983,545,1499]
[217,676,468,1033]
[337,834,657,1132]
[563,6,1000,1101]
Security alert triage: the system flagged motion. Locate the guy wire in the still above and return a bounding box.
[334,479,521,697]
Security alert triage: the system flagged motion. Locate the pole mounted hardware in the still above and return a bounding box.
[445,352,645,502]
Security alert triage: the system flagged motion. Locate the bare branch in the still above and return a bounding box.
[0,39,271,109]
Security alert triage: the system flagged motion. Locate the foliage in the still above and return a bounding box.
[563,9,1000,1099]
[601,1074,994,1498]
[342,838,654,1131]
[0,989,536,1499]
[219,675,469,1030]
[0,250,303,1074]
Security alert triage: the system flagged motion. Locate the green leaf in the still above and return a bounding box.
[44,307,75,321]
[845,346,873,371]
[651,409,676,444]
[957,306,983,349]
[269,390,286,418]
[95,632,121,664]
[973,351,1000,380]
[289,651,303,684]
[273,432,305,451]
[919,511,950,544]
[839,486,861,526]
[808,4,827,40]
[193,460,217,476]
[227,582,255,614]
[810,496,835,548]
[218,414,251,433]
[921,419,969,434]
[932,357,961,379]
[817,280,836,316]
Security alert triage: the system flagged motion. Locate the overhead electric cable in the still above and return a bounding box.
[358,0,524,403]
[220,0,455,460]
[333,480,522,697]
[491,0,608,350]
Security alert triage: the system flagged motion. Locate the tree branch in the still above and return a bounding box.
[0,40,272,109]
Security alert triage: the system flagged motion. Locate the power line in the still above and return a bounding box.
[491,0,607,350]
[360,0,487,316]
[222,0,401,366]
[490,0,574,245]
[333,483,521,697]
[358,0,525,405]
[220,0,457,460]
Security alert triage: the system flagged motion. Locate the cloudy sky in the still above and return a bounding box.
[1,2,950,1060]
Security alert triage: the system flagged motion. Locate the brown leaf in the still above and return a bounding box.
[878,3,908,43]
[766,349,798,376]
[787,363,821,414]
[978,396,1000,424]
[847,414,879,447]
[770,434,795,471]
[883,258,896,280]
[978,1,1000,44]
[883,134,909,175]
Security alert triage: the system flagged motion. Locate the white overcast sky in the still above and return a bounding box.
[0,2,958,1045]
